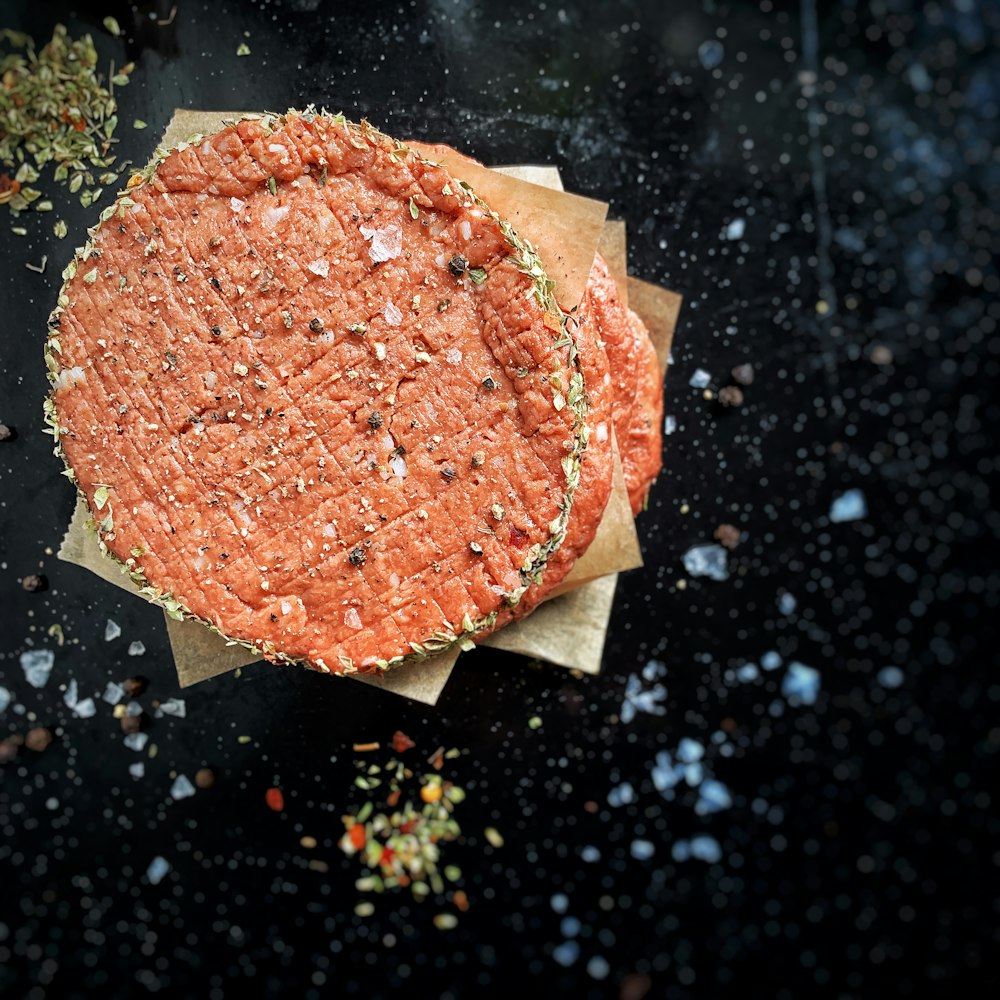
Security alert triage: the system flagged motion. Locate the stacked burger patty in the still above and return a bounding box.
[47,111,663,675]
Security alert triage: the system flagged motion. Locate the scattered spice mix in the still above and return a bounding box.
[0,25,131,220]
[339,740,471,912]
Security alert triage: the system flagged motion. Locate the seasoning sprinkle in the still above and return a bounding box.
[447,254,468,277]
[341,740,470,914]
[0,25,131,218]
[348,547,366,567]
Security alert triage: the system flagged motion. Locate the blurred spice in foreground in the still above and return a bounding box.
[339,736,474,923]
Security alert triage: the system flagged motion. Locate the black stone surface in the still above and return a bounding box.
[1,1,997,997]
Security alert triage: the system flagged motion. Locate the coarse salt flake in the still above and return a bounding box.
[360,223,402,263]
[384,300,403,326]
[265,205,289,227]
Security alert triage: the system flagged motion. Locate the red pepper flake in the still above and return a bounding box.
[391,730,415,753]
[353,741,380,752]
[509,525,529,548]
[265,786,285,812]
[428,746,445,770]
[453,890,470,912]
[349,823,366,850]
[386,788,401,808]
[59,108,87,132]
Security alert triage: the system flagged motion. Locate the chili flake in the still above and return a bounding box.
[391,731,415,752]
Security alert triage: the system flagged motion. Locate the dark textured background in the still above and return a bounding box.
[1,1,998,996]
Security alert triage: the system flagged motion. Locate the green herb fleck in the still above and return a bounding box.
[468,267,487,285]
[409,197,419,219]
[236,42,251,57]
[267,175,277,196]
[102,16,122,37]
[133,118,147,130]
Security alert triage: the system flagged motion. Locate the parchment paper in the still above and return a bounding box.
[56,109,680,704]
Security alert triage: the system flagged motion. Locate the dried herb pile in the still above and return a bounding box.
[0,24,131,222]
[339,735,484,922]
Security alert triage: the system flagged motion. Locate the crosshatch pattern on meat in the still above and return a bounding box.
[486,288,615,633]
[49,112,583,673]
